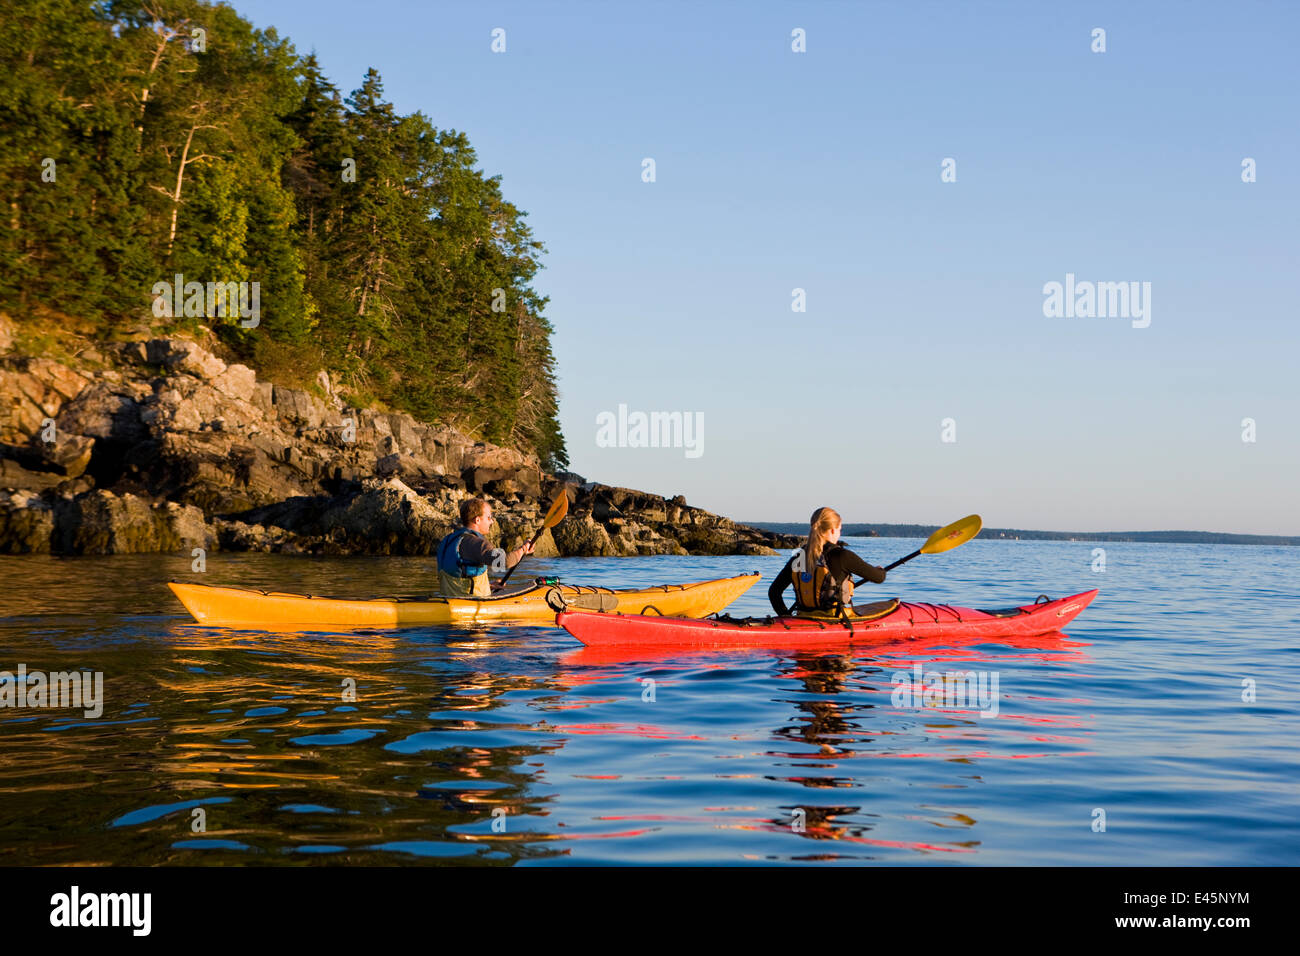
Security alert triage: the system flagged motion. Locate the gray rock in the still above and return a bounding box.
[315,477,453,554]
[117,341,148,364]
[551,512,617,557]
[58,384,147,441]
[271,386,323,428]
[250,381,274,415]
[51,490,214,555]
[0,490,55,553]
[213,363,256,401]
[145,338,227,379]
[1,335,795,557]
[0,457,64,492]
[37,434,95,477]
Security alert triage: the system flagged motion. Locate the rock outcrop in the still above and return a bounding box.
[0,328,797,557]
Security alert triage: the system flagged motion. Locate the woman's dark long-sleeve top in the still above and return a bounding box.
[768,544,886,616]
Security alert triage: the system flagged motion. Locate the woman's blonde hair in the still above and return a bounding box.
[803,507,842,570]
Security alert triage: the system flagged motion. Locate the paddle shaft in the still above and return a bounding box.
[496,524,546,589]
[883,549,921,573]
[844,514,981,589]
[851,548,920,587]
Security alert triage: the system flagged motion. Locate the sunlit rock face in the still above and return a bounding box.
[1,337,795,556]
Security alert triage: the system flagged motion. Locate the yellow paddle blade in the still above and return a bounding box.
[920,514,982,554]
[541,488,570,529]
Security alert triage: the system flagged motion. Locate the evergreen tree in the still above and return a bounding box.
[0,0,567,465]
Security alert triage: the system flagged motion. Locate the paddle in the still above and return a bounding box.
[496,488,570,589]
[851,514,982,585]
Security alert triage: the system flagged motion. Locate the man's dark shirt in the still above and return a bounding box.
[452,529,500,569]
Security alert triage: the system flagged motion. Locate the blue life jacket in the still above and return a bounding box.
[437,527,490,578]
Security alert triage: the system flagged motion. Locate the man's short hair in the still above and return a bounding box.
[460,498,490,526]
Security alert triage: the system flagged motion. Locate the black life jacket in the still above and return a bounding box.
[791,546,853,613]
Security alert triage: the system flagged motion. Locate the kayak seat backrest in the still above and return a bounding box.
[795,598,900,622]
[849,598,901,621]
[565,592,620,612]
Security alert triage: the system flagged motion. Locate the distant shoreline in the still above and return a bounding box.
[748,523,1299,547]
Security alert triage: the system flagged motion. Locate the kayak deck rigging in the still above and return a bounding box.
[556,589,1099,647]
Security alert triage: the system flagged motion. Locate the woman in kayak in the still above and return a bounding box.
[769,507,886,616]
[437,498,533,597]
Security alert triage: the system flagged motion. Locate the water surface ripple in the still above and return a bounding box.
[1,540,1295,865]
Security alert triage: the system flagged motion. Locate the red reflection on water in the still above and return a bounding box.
[548,630,1096,767]
[560,828,656,840]
[845,750,1096,760]
[597,814,714,822]
[724,822,977,854]
[560,629,1091,672]
[996,713,1090,727]
[460,827,656,842]
[536,698,621,711]
[551,722,707,741]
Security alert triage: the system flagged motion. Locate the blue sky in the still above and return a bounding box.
[236,1,1298,533]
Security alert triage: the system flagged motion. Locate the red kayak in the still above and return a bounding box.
[556,589,1098,648]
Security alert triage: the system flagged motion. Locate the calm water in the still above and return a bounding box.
[0,538,1296,865]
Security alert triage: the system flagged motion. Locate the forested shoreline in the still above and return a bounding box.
[1,0,567,468]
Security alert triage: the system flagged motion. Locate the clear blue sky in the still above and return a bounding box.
[237,0,1298,534]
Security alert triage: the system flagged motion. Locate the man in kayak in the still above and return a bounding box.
[769,507,886,616]
[437,498,534,597]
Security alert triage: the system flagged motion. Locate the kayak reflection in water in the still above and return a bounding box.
[436,498,534,597]
[768,507,886,616]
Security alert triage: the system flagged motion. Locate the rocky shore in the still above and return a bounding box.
[0,319,798,558]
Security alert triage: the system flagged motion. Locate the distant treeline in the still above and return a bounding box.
[752,523,1299,547]
[0,0,566,468]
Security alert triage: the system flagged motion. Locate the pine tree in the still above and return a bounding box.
[0,0,568,465]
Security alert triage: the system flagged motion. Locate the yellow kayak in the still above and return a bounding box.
[167,573,759,628]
